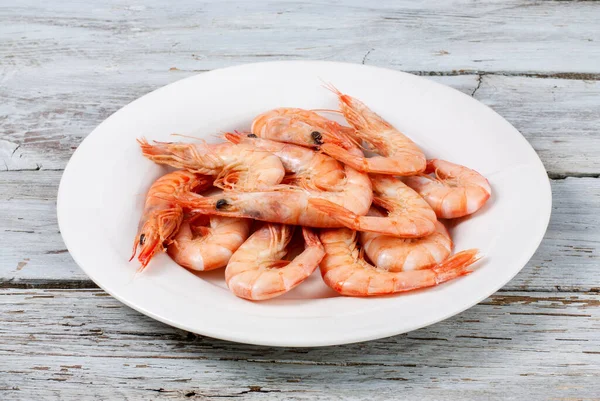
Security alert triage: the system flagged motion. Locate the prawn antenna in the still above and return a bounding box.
[320,80,343,97]
[311,108,343,115]
[170,133,205,141]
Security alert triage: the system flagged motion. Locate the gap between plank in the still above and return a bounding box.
[151,69,600,81]
[408,70,600,80]
[2,169,599,181]
[1,279,597,292]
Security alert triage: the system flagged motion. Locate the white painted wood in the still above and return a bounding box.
[1,172,599,292]
[3,73,599,175]
[474,76,600,176]
[2,2,600,398]
[1,289,598,400]
[0,70,475,171]
[2,0,600,174]
[2,0,599,74]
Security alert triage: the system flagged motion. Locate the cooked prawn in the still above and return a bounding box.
[167,215,251,272]
[171,146,372,227]
[226,225,325,300]
[320,85,426,176]
[138,139,285,191]
[251,108,356,150]
[319,228,479,296]
[361,209,452,271]
[403,159,492,219]
[225,132,346,191]
[310,174,436,237]
[130,170,212,269]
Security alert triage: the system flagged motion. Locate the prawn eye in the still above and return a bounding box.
[311,131,323,145]
[216,199,229,209]
[139,233,146,245]
[247,133,258,138]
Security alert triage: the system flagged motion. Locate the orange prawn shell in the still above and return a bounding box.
[130,170,212,269]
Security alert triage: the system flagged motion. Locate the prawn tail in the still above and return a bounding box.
[433,249,481,284]
[309,198,360,230]
[320,143,366,172]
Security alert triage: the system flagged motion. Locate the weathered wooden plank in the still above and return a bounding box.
[1,2,598,399]
[1,1,600,174]
[3,72,600,175]
[1,171,598,292]
[2,0,599,74]
[474,76,600,177]
[0,289,598,400]
[0,69,476,171]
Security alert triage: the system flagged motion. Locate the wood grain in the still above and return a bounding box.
[473,76,600,177]
[2,0,600,175]
[3,73,599,175]
[2,1,600,398]
[0,71,476,171]
[1,171,599,292]
[2,0,599,74]
[1,289,598,400]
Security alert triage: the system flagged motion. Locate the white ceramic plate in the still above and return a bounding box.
[57,61,551,347]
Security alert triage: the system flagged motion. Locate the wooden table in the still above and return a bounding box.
[2,1,599,399]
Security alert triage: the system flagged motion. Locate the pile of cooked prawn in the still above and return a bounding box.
[130,85,491,301]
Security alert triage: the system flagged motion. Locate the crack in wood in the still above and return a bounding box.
[509,312,592,318]
[0,280,98,289]
[548,172,600,180]
[2,279,595,292]
[410,71,600,80]
[455,335,512,341]
[482,295,600,308]
[471,74,484,96]
[362,48,373,65]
